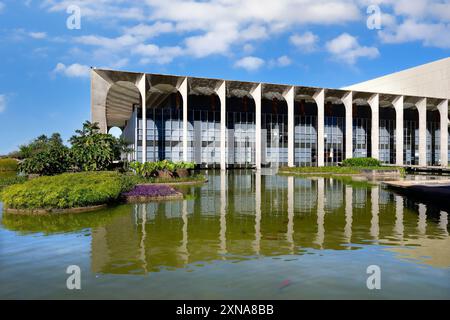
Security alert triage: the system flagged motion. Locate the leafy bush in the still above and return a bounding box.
[11,133,64,160]
[69,121,128,172]
[18,143,70,176]
[341,157,381,167]
[129,160,196,178]
[1,171,135,210]
[0,158,18,172]
[175,161,196,170]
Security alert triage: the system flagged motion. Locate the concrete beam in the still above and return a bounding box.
[179,77,188,162]
[368,94,380,160]
[137,74,147,162]
[283,86,295,167]
[313,89,325,167]
[342,92,353,159]
[216,81,226,170]
[437,99,449,166]
[416,98,427,166]
[251,84,262,170]
[91,70,111,134]
[393,96,404,166]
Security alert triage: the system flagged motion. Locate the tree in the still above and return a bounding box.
[11,133,64,159]
[18,135,70,175]
[69,121,125,171]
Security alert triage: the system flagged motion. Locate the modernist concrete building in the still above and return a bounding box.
[91,57,450,170]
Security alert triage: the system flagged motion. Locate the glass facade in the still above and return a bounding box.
[262,113,288,166]
[126,95,447,168]
[226,111,256,167]
[379,119,396,164]
[294,115,317,167]
[427,120,440,166]
[353,117,370,158]
[189,109,220,166]
[404,120,418,165]
[324,116,345,166]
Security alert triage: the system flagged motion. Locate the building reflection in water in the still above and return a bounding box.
[91,172,450,275]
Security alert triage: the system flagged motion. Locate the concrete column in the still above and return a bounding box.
[417,98,427,166]
[437,100,448,167]
[91,69,110,134]
[134,107,138,161]
[251,84,262,170]
[342,92,353,159]
[313,89,325,167]
[137,74,147,162]
[284,86,295,167]
[216,81,227,170]
[179,77,188,161]
[368,94,380,160]
[393,96,404,166]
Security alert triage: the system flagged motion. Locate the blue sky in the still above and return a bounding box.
[0,0,449,154]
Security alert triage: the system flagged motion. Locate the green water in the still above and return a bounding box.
[0,171,449,299]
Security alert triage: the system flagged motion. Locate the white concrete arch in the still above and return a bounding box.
[105,81,141,129]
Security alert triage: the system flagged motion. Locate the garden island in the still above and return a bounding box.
[0,121,205,214]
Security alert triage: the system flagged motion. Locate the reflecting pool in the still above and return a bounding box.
[1,171,449,299]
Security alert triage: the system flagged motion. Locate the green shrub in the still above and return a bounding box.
[341,157,381,167]
[69,121,128,171]
[129,160,196,178]
[0,158,18,172]
[175,161,196,170]
[1,171,135,210]
[18,143,70,176]
[10,133,64,160]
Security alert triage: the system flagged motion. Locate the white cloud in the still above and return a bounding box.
[373,0,450,48]
[0,95,6,113]
[326,33,379,64]
[43,0,361,62]
[29,32,47,39]
[133,44,183,64]
[42,0,146,20]
[269,55,292,68]
[124,22,174,38]
[290,31,319,52]
[234,56,265,71]
[76,34,140,50]
[53,63,90,78]
[277,55,292,67]
[38,0,449,67]
[379,19,450,48]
